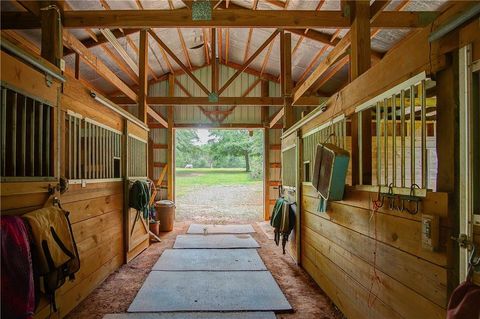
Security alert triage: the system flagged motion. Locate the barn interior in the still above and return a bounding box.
[1,1,480,319]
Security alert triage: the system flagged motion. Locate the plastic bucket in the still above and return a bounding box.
[155,200,175,232]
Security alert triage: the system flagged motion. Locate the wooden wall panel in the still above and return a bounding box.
[1,52,129,319]
[61,75,123,132]
[301,182,449,318]
[0,51,60,106]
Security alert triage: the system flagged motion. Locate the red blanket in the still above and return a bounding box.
[447,279,480,319]
[1,216,35,319]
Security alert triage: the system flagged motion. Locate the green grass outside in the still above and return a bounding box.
[175,168,262,197]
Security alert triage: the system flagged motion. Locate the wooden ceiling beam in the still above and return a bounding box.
[177,29,193,70]
[218,29,280,95]
[148,30,211,96]
[109,96,322,106]
[203,28,210,65]
[175,78,218,123]
[269,108,284,128]
[101,45,139,84]
[219,77,262,122]
[63,29,139,56]
[49,10,437,29]
[309,54,350,94]
[99,28,139,76]
[63,30,138,102]
[126,36,158,81]
[292,0,390,104]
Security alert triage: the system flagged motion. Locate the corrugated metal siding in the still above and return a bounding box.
[148,65,278,125]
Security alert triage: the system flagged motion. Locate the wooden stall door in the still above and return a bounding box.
[459,44,480,283]
[281,131,301,263]
[124,120,150,263]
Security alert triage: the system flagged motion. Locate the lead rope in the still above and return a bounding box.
[368,191,383,308]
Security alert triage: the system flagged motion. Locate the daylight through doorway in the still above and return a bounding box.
[174,129,264,224]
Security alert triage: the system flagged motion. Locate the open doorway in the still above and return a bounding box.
[174,129,264,224]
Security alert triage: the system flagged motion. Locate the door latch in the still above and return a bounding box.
[451,233,473,249]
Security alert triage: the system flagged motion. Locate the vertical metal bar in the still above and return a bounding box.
[410,85,415,185]
[81,119,85,179]
[420,80,427,188]
[109,131,113,178]
[38,103,43,176]
[68,115,72,178]
[400,90,406,188]
[73,116,77,179]
[86,122,89,179]
[1,88,6,176]
[392,94,397,187]
[21,97,27,176]
[94,125,98,179]
[358,111,363,185]
[11,93,17,176]
[376,102,381,185]
[100,127,106,178]
[29,102,35,177]
[45,106,50,176]
[384,98,388,186]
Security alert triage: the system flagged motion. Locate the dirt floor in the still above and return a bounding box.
[175,184,264,224]
[65,221,345,319]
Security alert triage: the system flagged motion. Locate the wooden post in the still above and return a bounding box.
[262,80,270,220]
[211,28,218,94]
[282,32,294,130]
[436,53,459,295]
[138,29,148,123]
[40,1,63,67]
[167,73,175,201]
[74,52,80,79]
[349,0,372,185]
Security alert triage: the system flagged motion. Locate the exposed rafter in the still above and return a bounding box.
[218,29,280,95]
[293,0,390,104]
[63,30,138,102]
[148,30,210,96]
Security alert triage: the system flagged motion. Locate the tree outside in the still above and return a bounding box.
[175,129,264,178]
[174,129,264,223]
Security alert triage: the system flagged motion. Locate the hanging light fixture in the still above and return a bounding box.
[189,30,204,50]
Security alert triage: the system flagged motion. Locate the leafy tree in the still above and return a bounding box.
[175,130,201,167]
[208,130,263,172]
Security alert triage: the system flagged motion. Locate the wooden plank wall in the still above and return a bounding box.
[0,53,132,318]
[301,183,449,319]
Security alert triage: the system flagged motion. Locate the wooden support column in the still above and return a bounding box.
[40,1,63,67]
[167,73,175,201]
[282,32,294,130]
[74,52,80,79]
[350,0,372,185]
[211,28,218,94]
[138,29,148,123]
[261,80,270,220]
[436,53,459,294]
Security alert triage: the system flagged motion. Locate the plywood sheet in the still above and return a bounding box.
[104,312,276,319]
[128,271,291,312]
[152,249,266,271]
[187,224,255,234]
[173,235,260,249]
